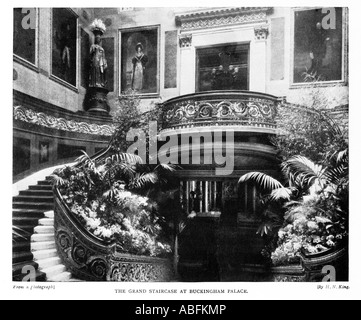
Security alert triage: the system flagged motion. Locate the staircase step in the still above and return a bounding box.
[36,257,62,269]
[31,233,54,242]
[13,217,41,226]
[42,265,66,278]
[13,202,54,210]
[32,248,58,261]
[38,218,54,226]
[13,251,34,264]
[34,226,54,234]
[13,209,45,218]
[19,190,54,197]
[44,211,54,219]
[48,271,72,282]
[13,195,54,203]
[29,185,53,191]
[13,270,47,282]
[38,180,52,186]
[12,226,34,241]
[31,241,56,251]
[12,261,39,276]
[13,242,31,253]
[14,225,35,232]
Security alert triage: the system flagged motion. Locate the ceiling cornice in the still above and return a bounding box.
[176,7,273,31]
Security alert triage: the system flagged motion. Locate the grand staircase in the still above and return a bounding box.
[12,177,79,282]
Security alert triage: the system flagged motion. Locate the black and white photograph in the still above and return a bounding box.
[5,2,361,301]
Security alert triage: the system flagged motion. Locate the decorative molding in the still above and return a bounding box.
[13,55,40,73]
[161,92,279,131]
[109,257,173,282]
[272,274,307,282]
[49,75,79,93]
[254,25,269,40]
[14,105,116,136]
[301,245,348,281]
[179,33,192,48]
[176,7,272,31]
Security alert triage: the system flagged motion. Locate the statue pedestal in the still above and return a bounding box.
[84,87,111,116]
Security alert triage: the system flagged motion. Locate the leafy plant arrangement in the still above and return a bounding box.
[274,104,347,167]
[51,150,174,258]
[51,90,176,258]
[110,89,163,156]
[274,74,348,167]
[239,149,348,266]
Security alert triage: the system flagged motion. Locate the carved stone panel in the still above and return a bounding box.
[179,34,192,48]
[254,25,269,40]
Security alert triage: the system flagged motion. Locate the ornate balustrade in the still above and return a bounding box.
[53,148,173,282]
[161,90,281,133]
[300,244,348,282]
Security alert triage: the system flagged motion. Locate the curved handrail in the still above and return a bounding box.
[162,90,281,105]
[52,142,116,247]
[160,90,281,132]
[52,139,173,281]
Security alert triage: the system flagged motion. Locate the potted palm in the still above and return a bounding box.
[239,150,348,281]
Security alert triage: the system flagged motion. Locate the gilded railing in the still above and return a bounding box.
[161,90,281,131]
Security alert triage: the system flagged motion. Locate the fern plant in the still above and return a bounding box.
[239,149,348,265]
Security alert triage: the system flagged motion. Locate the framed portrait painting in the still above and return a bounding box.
[51,8,78,89]
[13,8,38,69]
[292,7,345,84]
[119,25,160,97]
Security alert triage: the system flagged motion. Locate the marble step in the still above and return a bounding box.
[36,257,62,269]
[29,185,53,191]
[13,209,45,218]
[19,189,54,197]
[13,217,41,226]
[38,218,54,226]
[49,272,72,282]
[13,195,54,203]
[31,233,55,242]
[13,251,34,264]
[32,248,58,261]
[31,241,56,251]
[42,265,66,279]
[13,202,54,210]
[34,226,55,234]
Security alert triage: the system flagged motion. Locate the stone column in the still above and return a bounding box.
[179,34,195,95]
[250,25,269,93]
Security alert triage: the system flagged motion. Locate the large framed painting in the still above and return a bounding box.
[119,25,160,97]
[13,8,38,68]
[293,7,345,84]
[51,8,78,89]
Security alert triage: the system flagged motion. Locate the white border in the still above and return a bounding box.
[4,0,361,301]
